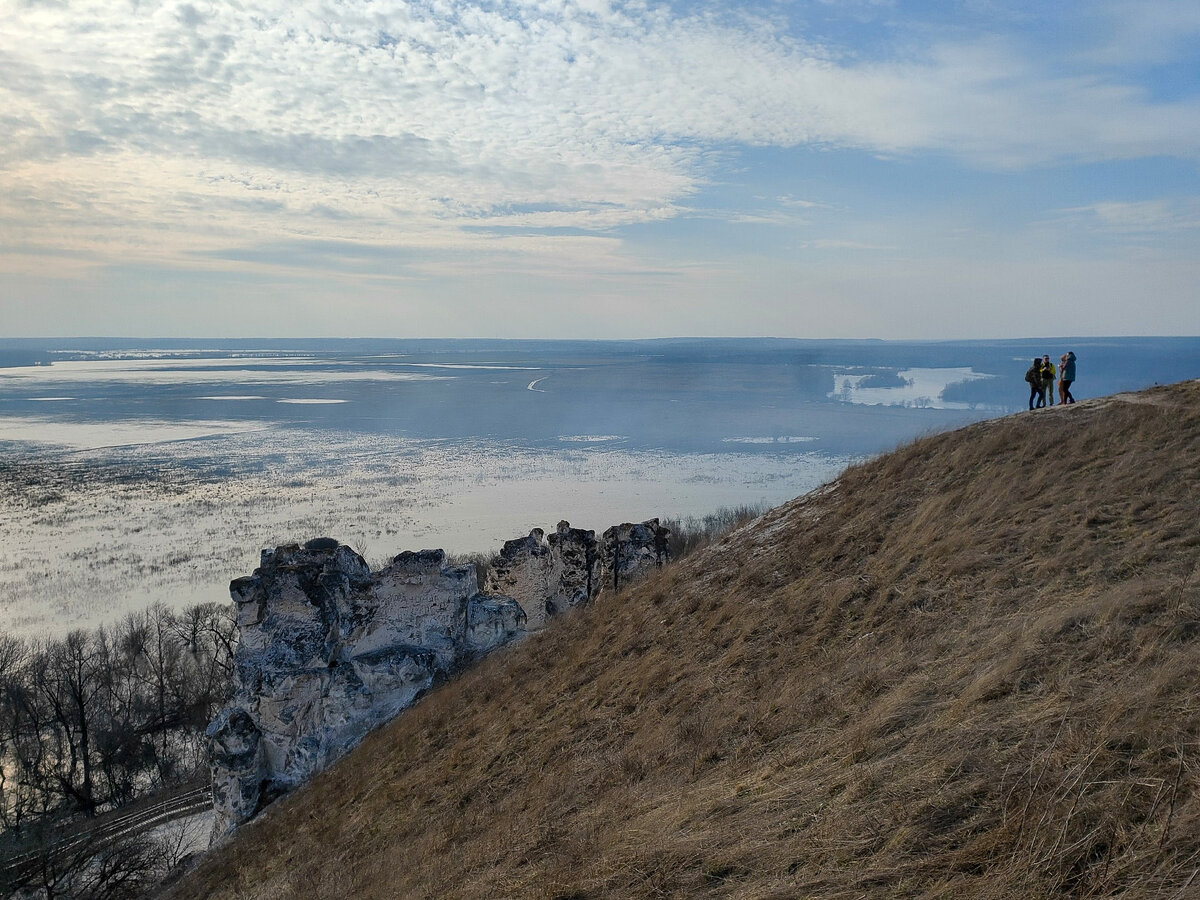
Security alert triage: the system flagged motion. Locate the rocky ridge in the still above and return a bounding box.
[207,519,669,836]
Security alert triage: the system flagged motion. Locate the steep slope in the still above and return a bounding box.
[170,381,1200,899]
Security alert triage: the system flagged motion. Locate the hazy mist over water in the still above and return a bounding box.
[7,336,1196,450]
[1,337,1197,636]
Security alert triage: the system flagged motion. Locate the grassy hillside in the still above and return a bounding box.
[169,381,1200,899]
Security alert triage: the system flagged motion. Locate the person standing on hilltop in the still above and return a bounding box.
[1060,351,1077,404]
[1025,358,1044,409]
[1041,355,1057,405]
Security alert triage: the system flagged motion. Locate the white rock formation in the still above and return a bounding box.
[599,519,671,593]
[485,521,599,629]
[207,539,524,838]
[548,521,601,608]
[208,519,669,837]
[485,528,554,628]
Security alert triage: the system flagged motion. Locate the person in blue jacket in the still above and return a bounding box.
[1060,351,1077,404]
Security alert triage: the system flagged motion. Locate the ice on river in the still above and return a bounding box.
[0,427,849,638]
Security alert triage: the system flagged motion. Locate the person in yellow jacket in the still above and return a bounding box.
[1040,354,1057,406]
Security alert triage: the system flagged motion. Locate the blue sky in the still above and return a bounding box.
[1,0,1198,338]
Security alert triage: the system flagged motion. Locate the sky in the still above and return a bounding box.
[1,0,1199,339]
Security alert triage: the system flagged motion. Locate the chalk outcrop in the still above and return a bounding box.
[208,519,670,837]
[485,521,600,629]
[207,539,524,838]
[599,518,671,593]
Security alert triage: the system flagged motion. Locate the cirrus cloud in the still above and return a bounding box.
[1,0,1199,337]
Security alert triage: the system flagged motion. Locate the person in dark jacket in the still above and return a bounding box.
[1060,351,1077,404]
[1025,358,1044,409]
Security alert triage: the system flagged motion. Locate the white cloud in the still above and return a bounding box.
[1081,0,1200,65]
[1055,199,1200,234]
[813,38,1200,168]
[777,195,824,209]
[804,239,894,251]
[2,0,1199,324]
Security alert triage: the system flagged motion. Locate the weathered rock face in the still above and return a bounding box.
[207,539,524,838]
[485,519,669,625]
[485,528,553,628]
[599,519,671,593]
[548,521,601,609]
[209,519,669,838]
[485,521,600,629]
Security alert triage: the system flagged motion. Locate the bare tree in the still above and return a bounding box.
[0,634,32,831]
[2,600,236,871]
[34,632,106,815]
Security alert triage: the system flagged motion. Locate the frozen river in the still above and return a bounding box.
[2,336,1195,637]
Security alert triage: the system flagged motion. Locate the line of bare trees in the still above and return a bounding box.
[0,602,235,837]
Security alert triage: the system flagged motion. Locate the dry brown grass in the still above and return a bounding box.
[167,381,1200,899]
